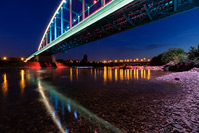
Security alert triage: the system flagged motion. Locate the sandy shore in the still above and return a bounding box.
[157,71,199,132]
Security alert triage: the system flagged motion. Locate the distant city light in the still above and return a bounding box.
[21,57,24,61]
[3,57,6,60]
[101,58,151,63]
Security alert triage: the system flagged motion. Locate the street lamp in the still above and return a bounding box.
[21,58,24,61]
[3,57,7,60]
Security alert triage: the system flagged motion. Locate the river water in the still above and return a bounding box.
[0,67,182,132]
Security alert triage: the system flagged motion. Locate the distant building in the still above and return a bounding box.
[81,54,88,63]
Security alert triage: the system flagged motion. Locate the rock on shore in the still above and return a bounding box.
[157,71,199,132]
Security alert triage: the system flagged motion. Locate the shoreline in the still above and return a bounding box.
[156,71,199,132]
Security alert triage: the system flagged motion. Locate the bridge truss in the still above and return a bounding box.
[26,0,199,61]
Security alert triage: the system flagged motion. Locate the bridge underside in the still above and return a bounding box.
[29,0,199,59]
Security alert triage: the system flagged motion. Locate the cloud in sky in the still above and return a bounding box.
[118,43,178,52]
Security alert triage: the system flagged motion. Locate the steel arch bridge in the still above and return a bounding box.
[26,0,199,61]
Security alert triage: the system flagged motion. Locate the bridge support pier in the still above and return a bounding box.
[34,55,56,63]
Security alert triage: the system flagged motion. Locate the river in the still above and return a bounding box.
[0,67,182,132]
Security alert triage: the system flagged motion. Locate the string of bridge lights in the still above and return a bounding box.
[1,57,25,61]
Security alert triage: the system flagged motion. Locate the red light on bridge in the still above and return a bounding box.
[93,0,97,4]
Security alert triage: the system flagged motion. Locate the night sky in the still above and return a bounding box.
[0,0,199,61]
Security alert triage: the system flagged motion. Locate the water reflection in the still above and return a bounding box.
[37,77,121,133]
[94,69,97,80]
[104,66,107,84]
[23,68,155,132]
[2,73,8,96]
[120,69,123,81]
[126,70,130,81]
[108,67,112,82]
[91,69,93,75]
[26,70,30,83]
[134,69,136,79]
[147,69,151,80]
[76,68,78,80]
[136,69,139,80]
[103,69,151,84]
[115,69,118,82]
[38,81,67,133]
[130,70,133,80]
[70,68,72,82]
[20,70,26,94]
[141,69,143,79]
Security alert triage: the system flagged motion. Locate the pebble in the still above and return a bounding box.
[157,71,199,132]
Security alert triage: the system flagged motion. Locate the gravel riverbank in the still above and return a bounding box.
[157,71,199,132]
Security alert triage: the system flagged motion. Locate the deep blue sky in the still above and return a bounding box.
[0,0,198,61]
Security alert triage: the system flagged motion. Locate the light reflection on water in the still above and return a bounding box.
[2,73,8,96]
[36,76,122,133]
[26,70,30,84]
[108,67,112,82]
[1,70,30,97]
[0,68,153,132]
[70,68,72,82]
[104,66,107,84]
[120,69,124,81]
[93,67,151,83]
[100,67,151,83]
[94,69,97,80]
[20,70,26,94]
[76,68,78,80]
[38,81,67,133]
[115,69,118,82]
[34,67,152,132]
